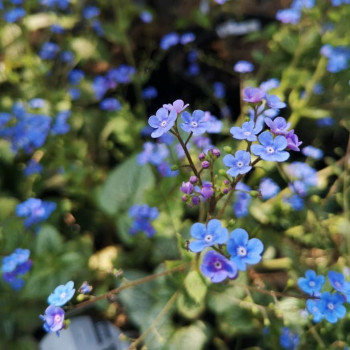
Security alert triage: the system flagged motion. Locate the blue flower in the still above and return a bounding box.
[79,281,93,294]
[286,130,302,151]
[60,50,74,63]
[233,182,251,218]
[28,98,46,109]
[142,86,158,99]
[213,82,226,99]
[129,204,159,237]
[140,10,153,23]
[317,117,334,127]
[227,228,263,271]
[83,5,100,19]
[280,327,299,350]
[40,0,70,10]
[180,110,210,135]
[51,110,71,135]
[230,121,262,142]
[48,281,75,306]
[2,248,32,290]
[276,9,301,25]
[180,32,196,45]
[157,162,178,177]
[203,112,222,134]
[40,305,65,335]
[100,98,122,111]
[189,219,228,253]
[137,142,169,166]
[16,198,56,228]
[302,145,323,160]
[107,65,136,84]
[251,131,289,162]
[265,117,291,135]
[265,95,286,109]
[163,99,189,114]
[260,78,280,92]
[298,270,325,296]
[39,42,60,60]
[68,69,84,85]
[51,24,65,34]
[291,0,315,9]
[243,87,265,103]
[92,76,110,100]
[284,194,304,210]
[259,177,280,200]
[200,251,238,283]
[321,45,350,73]
[160,32,179,50]
[328,271,350,299]
[148,107,177,138]
[23,159,43,176]
[306,299,325,323]
[233,60,254,73]
[320,292,346,323]
[3,8,26,22]
[223,150,251,178]
[68,87,80,100]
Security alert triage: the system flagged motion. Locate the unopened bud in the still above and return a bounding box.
[201,160,210,169]
[223,188,229,194]
[224,179,230,185]
[218,169,227,176]
[223,146,232,153]
[192,196,200,206]
[182,195,187,202]
[249,190,260,198]
[189,176,198,184]
[198,152,205,161]
[171,164,179,171]
[211,148,221,157]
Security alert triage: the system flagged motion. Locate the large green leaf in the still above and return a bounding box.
[184,270,207,304]
[35,224,63,255]
[98,155,155,215]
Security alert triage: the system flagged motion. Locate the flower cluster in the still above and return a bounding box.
[298,270,348,323]
[129,204,159,237]
[320,45,350,73]
[276,0,315,25]
[280,327,300,350]
[40,281,75,335]
[188,219,264,283]
[1,248,32,290]
[284,162,318,210]
[160,32,195,50]
[16,198,56,228]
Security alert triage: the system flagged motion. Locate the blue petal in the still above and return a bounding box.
[190,223,206,239]
[148,115,160,128]
[251,144,264,157]
[189,240,207,252]
[274,135,288,150]
[223,154,235,167]
[258,131,273,146]
[181,111,191,123]
[231,228,249,246]
[247,238,264,255]
[273,151,289,162]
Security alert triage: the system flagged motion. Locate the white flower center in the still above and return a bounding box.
[237,246,247,257]
[214,261,222,269]
[327,303,334,310]
[243,131,251,136]
[191,121,198,127]
[60,292,66,299]
[335,281,341,288]
[266,146,274,154]
[309,281,315,287]
[204,234,213,242]
[237,161,243,168]
[160,121,167,127]
[54,315,62,322]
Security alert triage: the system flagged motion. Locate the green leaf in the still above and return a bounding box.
[35,224,63,255]
[184,270,207,304]
[168,322,209,350]
[98,155,155,215]
[177,291,205,319]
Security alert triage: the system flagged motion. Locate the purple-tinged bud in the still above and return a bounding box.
[192,196,200,206]
[202,161,210,169]
[224,179,230,185]
[201,183,214,199]
[189,176,198,184]
[198,152,205,161]
[211,148,221,157]
[180,181,194,194]
[182,195,188,202]
[223,188,229,194]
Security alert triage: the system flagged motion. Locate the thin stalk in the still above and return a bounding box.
[66,264,189,315]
